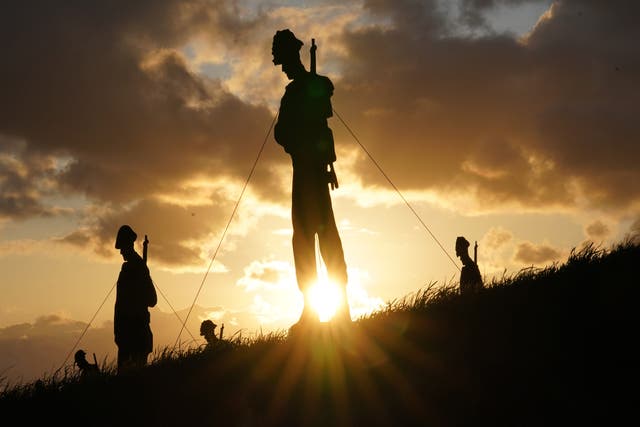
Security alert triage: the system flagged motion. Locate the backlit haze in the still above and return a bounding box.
[2,0,639,384]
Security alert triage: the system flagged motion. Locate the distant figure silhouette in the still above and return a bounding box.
[456,236,483,295]
[272,29,351,332]
[114,225,157,373]
[74,349,99,377]
[200,319,219,347]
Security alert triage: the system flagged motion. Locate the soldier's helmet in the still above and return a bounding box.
[272,29,303,65]
[200,320,217,336]
[74,349,87,366]
[456,236,470,251]
[115,225,137,249]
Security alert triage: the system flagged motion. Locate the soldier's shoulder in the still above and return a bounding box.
[311,73,334,92]
[285,79,297,90]
[303,73,333,100]
[126,253,147,270]
[315,73,333,85]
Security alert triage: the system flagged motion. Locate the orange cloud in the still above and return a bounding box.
[513,240,562,265]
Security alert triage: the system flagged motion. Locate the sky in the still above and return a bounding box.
[2,0,639,384]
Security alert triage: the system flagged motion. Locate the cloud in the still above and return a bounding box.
[3,0,639,270]
[458,0,549,30]
[584,220,610,241]
[249,294,300,325]
[336,0,640,213]
[0,0,366,268]
[0,238,48,257]
[513,240,562,265]
[344,267,386,319]
[0,313,96,385]
[236,258,296,292]
[0,304,275,386]
[57,196,236,269]
[477,226,516,275]
[483,226,513,250]
[0,141,73,220]
[0,0,284,249]
[628,217,640,243]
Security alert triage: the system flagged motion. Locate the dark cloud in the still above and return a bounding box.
[3,0,639,267]
[1,0,281,209]
[0,306,274,385]
[585,220,610,241]
[513,241,561,265]
[336,0,640,212]
[0,141,66,220]
[0,314,85,340]
[363,0,447,36]
[1,0,290,268]
[59,196,234,267]
[458,0,548,29]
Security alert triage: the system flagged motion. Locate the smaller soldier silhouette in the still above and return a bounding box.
[456,236,483,295]
[113,225,157,373]
[200,320,219,347]
[74,349,99,377]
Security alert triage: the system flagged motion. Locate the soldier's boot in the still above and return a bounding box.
[332,285,352,324]
[288,298,320,338]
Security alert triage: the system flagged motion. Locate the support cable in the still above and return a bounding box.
[54,279,197,377]
[155,283,198,343]
[174,113,278,348]
[53,281,116,377]
[333,108,460,271]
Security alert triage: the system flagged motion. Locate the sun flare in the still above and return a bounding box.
[308,281,343,322]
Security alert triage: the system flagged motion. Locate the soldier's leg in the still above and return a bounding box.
[134,351,148,368]
[291,164,324,325]
[318,208,350,322]
[292,211,319,323]
[117,346,135,374]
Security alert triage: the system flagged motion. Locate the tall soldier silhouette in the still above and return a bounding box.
[272,29,351,331]
[114,225,157,373]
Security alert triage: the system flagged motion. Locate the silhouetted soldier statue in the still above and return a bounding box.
[74,349,99,377]
[114,224,157,373]
[200,319,219,347]
[272,29,351,332]
[455,236,483,295]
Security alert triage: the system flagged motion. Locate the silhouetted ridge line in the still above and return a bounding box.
[9,242,637,426]
[174,113,279,348]
[332,108,460,271]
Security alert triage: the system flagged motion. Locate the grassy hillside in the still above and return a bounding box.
[1,241,638,426]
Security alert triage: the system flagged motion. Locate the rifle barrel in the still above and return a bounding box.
[143,235,149,264]
[474,241,478,264]
[310,38,317,75]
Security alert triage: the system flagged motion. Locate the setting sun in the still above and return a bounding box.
[308,280,344,322]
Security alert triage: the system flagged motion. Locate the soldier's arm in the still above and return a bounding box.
[141,264,157,307]
[328,163,339,190]
[274,122,293,154]
[147,272,157,307]
[274,90,297,153]
[321,76,337,164]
